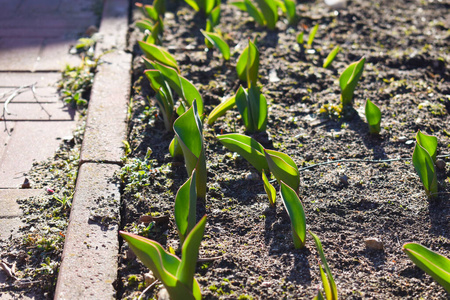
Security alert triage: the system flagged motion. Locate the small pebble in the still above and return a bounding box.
[405,140,414,145]
[158,288,170,300]
[125,249,136,260]
[339,175,349,185]
[144,272,156,286]
[260,281,273,288]
[21,178,31,189]
[245,172,259,180]
[435,159,446,170]
[364,237,383,250]
[398,136,407,142]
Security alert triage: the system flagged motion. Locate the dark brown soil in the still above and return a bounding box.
[119,0,450,299]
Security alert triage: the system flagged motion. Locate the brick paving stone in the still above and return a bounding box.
[0,218,24,240]
[0,72,60,88]
[54,163,120,299]
[2,102,76,121]
[80,51,131,163]
[0,189,43,218]
[0,121,76,188]
[35,38,81,71]
[0,38,43,72]
[0,87,59,103]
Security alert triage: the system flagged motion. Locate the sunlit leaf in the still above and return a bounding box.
[365,99,381,134]
[217,133,268,172]
[310,231,338,300]
[262,170,276,206]
[307,23,319,46]
[403,242,450,293]
[264,149,299,192]
[279,181,306,248]
[207,95,235,125]
[416,130,438,162]
[244,0,265,27]
[412,140,438,197]
[201,30,230,60]
[255,0,278,30]
[339,57,365,106]
[139,41,179,72]
[323,45,340,68]
[175,170,197,244]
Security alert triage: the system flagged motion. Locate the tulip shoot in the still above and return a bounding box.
[339,57,365,106]
[365,99,381,134]
[280,182,306,248]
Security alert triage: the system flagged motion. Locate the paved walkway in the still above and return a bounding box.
[0,0,102,284]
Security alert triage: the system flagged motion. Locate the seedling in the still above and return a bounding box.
[262,170,276,206]
[413,131,438,197]
[136,2,165,45]
[310,231,338,300]
[216,133,268,172]
[201,30,230,60]
[280,182,306,248]
[236,40,260,86]
[231,0,278,29]
[403,242,450,293]
[307,24,319,47]
[144,69,174,131]
[185,0,220,16]
[136,1,166,23]
[339,57,365,106]
[416,130,437,162]
[279,0,297,25]
[207,95,235,125]
[139,41,180,72]
[365,99,381,134]
[120,215,207,300]
[264,149,299,193]
[173,100,207,199]
[235,85,268,133]
[175,170,197,245]
[323,45,340,68]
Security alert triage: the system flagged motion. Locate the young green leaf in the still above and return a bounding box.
[200,30,230,60]
[254,0,278,30]
[403,242,450,293]
[307,23,319,47]
[136,19,154,32]
[175,170,197,244]
[119,231,201,300]
[412,142,438,198]
[339,57,365,106]
[169,136,183,157]
[365,99,381,134]
[177,215,207,294]
[310,231,338,300]
[217,133,268,172]
[236,40,260,86]
[235,85,267,133]
[207,95,235,125]
[323,45,340,68]
[136,3,159,22]
[264,149,299,192]
[262,170,276,206]
[173,100,207,199]
[244,0,265,27]
[138,41,179,72]
[279,181,306,249]
[283,0,297,25]
[208,5,221,27]
[148,59,204,116]
[296,32,304,44]
[416,130,438,162]
[144,70,174,131]
[230,1,247,11]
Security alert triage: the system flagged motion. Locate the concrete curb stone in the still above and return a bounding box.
[55,0,131,298]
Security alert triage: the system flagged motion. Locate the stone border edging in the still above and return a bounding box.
[54,0,131,298]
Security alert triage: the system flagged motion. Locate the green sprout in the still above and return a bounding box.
[279,0,297,26]
[339,57,365,106]
[173,100,207,200]
[364,99,381,134]
[207,95,235,125]
[236,39,260,86]
[403,242,450,293]
[136,1,165,23]
[120,215,207,300]
[235,85,268,133]
[323,45,340,68]
[307,23,319,47]
[310,231,338,300]
[216,133,268,172]
[185,0,220,16]
[144,69,174,131]
[262,170,276,206]
[232,0,278,29]
[175,170,198,245]
[280,182,306,248]
[413,130,438,198]
[139,40,180,72]
[264,149,299,193]
[201,30,230,60]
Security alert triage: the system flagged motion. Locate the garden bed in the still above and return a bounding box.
[119,0,450,299]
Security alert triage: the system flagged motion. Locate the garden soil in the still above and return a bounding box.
[120,0,450,299]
